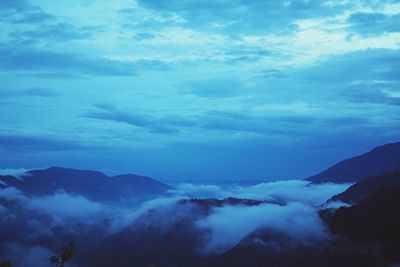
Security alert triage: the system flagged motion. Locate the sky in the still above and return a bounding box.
[0,0,399,182]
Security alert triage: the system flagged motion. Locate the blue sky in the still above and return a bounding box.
[0,0,399,182]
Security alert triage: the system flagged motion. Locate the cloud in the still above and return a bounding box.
[0,0,398,190]
[0,177,352,264]
[94,196,183,235]
[0,204,7,215]
[0,133,84,152]
[0,88,58,98]
[0,187,118,244]
[0,188,104,266]
[258,69,290,79]
[342,85,400,106]
[171,180,350,206]
[215,45,276,64]
[0,187,27,202]
[81,103,383,141]
[195,202,328,254]
[132,32,161,41]
[82,104,318,137]
[0,0,54,24]
[0,0,28,10]
[82,104,184,134]
[26,191,103,222]
[166,181,352,255]
[0,168,29,178]
[9,23,97,43]
[181,77,248,98]
[0,45,169,76]
[118,6,185,30]
[347,12,400,36]
[129,180,349,255]
[136,0,348,34]
[0,184,182,249]
[195,111,307,136]
[1,242,59,267]
[297,48,400,84]
[169,184,230,199]
[240,181,350,205]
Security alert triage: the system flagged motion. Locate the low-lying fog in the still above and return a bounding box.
[0,177,351,266]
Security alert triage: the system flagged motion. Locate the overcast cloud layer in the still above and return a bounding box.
[0,0,399,181]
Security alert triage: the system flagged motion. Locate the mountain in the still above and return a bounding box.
[306,142,400,183]
[330,171,400,204]
[321,185,400,263]
[0,167,171,202]
[210,229,377,267]
[80,197,268,267]
[0,167,173,265]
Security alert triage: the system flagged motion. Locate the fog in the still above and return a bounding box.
[170,180,351,205]
[168,180,349,254]
[195,202,329,254]
[0,168,30,179]
[0,179,351,265]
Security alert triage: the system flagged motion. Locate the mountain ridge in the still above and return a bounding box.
[306,142,400,183]
[329,171,400,204]
[0,166,172,203]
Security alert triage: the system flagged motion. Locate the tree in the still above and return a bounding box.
[50,241,76,267]
[0,260,12,267]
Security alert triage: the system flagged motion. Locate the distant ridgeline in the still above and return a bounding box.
[306,142,400,184]
[1,142,400,267]
[0,167,172,203]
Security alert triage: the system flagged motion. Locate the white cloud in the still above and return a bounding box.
[26,191,103,221]
[142,180,351,254]
[0,168,30,179]
[0,187,27,202]
[0,204,8,215]
[195,201,329,255]
[171,180,351,206]
[106,196,182,234]
[168,183,231,199]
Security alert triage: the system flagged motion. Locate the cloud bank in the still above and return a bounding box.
[195,202,328,254]
[170,180,351,205]
[0,178,352,264]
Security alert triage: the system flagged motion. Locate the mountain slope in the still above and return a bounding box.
[322,185,400,263]
[80,197,268,267]
[210,229,377,267]
[330,171,400,204]
[0,167,171,202]
[307,142,400,183]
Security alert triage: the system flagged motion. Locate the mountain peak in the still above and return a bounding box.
[1,166,171,202]
[307,141,400,183]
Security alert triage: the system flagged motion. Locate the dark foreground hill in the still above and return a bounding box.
[80,197,268,267]
[80,196,383,267]
[307,142,400,183]
[0,167,171,202]
[212,184,400,267]
[322,185,400,264]
[210,230,377,267]
[330,171,400,204]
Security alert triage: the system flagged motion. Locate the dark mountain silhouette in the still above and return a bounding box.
[178,197,282,214]
[210,229,378,267]
[321,185,400,263]
[80,197,268,267]
[0,167,171,202]
[330,171,400,204]
[307,142,400,183]
[82,214,206,267]
[81,194,385,267]
[2,141,400,267]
